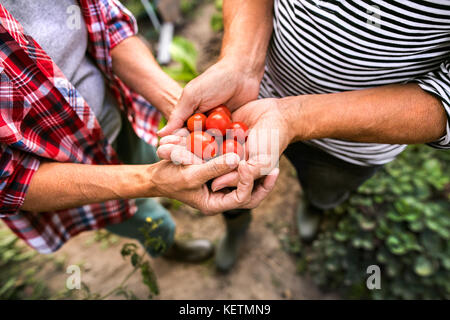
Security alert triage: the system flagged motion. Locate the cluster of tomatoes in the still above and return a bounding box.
[186,105,248,161]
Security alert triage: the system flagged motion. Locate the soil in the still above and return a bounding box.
[13,1,337,300]
[41,159,335,300]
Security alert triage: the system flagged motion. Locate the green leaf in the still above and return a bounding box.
[414,256,434,277]
[131,253,141,267]
[169,37,198,76]
[211,13,224,32]
[140,261,159,296]
[120,243,137,258]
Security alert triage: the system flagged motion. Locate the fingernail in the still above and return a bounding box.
[212,185,223,192]
[270,168,280,176]
[225,154,239,167]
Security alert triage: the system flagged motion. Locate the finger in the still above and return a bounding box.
[159,135,186,147]
[211,171,239,191]
[157,144,203,164]
[211,153,276,191]
[189,153,240,183]
[203,160,254,214]
[158,91,197,137]
[246,167,280,208]
[171,146,204,165]
[173,128,190,137]
[246,154,277,179]
[156,144,178,160]
[234,160,258,204]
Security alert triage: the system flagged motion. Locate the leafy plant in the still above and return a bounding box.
[292,145,450,299]
[163,36,199,84]
[159,36,199,128]
[121,0,149,18]
[0,223,50,299]
[73,218,165,300]
[210,0,224,32]
[181,0,201,15]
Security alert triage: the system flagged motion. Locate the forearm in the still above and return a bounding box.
[22,161,159,212]
[221,0,274,77]
[111,36,182,118]
[282,83,447,144]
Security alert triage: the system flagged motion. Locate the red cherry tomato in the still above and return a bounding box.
[207,105,231,118]
[187,131,218,160]
[222,139,244,159]
[187,113,206,132]
[206,111,232,136]
[205,128,224,144]
[226,121,248,143]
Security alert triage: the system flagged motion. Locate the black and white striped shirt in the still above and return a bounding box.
[259,0,450,166]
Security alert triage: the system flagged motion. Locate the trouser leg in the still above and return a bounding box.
[106,115,175,257]
[106,198,175,257]
[284,142,381,210]
[284,142,381,241]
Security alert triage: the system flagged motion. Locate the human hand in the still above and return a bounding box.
[158,58,262,137]
[209,98,292,191]
[151,149,279,215]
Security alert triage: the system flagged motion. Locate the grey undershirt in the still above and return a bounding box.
[3,0,122,143]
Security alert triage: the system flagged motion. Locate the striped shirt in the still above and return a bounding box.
[259,0,450,166]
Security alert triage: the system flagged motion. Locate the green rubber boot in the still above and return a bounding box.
[163,239,214,263]
[215,210,252,273]
[296,199,323,243]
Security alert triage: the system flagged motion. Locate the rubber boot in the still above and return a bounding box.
[215,210,252,273]
[163,239,214,263]
[296,199,323,243]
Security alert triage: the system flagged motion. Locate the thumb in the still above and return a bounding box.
[191,153,240,183]
[158,91,196,137]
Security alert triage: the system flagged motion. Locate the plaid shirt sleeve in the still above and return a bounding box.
[0,2,137,253]
[0,144,40,216]
[102,0,138,49]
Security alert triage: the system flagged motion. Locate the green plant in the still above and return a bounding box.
[210,0,224,32]
[71,218,164,300]
[121,0,149,18]
[0,223,50,299]
[181,0,201,15]
[293,145,450,299]
[159,36,199,128]
[163,36,199,84]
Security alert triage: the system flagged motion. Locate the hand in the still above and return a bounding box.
[151,151,279,215]
[210,98,293,191]
[158,58,262,136]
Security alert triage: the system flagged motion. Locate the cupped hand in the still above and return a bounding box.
[210,98,292,191]
[152,149,279,215]
[158,58,262,137]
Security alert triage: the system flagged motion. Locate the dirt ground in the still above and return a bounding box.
[42,158,335,300]
[18,2,336,300]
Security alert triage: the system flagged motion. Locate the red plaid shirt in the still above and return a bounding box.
[0,0,161,253]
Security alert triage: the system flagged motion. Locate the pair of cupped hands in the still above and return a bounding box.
[154,60,293,215]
